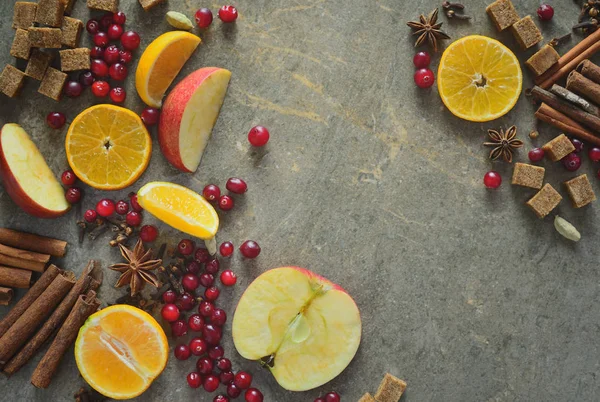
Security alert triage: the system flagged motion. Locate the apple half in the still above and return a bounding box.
[232,267,362,391]
[158,67,231,173]
[0,123,69,218]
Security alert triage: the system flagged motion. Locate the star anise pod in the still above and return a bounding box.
[407,8,450,52]
[109,239,161,296]
[483,125,523,163]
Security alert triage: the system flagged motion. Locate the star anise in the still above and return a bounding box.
[407,8,450,52]
[483,125,523,163]
[109,239,162,296]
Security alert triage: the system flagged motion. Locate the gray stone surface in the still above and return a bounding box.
[0,0,599,401]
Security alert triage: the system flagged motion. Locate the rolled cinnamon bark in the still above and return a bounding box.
[566,71,600,106]
[0,287,13,305]
[0,265,61,337]
[0,266,32,288]
[0,244,50,264]
[31,290,100,388]
[577,59,600,84]
[0,254,46,273]
[0,229,67,257]
[549,84,600,116]
[530,86,600,133]
[535,103,600,146]
[0,271,75,365]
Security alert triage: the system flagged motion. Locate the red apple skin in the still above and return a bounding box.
[0,127,69,219]
[158,67,222,173]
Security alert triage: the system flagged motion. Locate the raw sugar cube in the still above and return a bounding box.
[526,183,562,218]
[542,134,576,162]
[486,0,519,31]
[564,174,596,208]
[511,163,545,190]
[0,65,26,98]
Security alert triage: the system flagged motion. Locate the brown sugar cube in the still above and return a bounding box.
[542,134,576,162]
[511,16,543,50]
[38,67,67,101]
[511,163,545,190]
[28,27,63,48]
[61,0,77,14]
[61,16,83,48]
[486,0,520,31]
[526,44,560,76]
[35,0,65,27]
[374,373,407,402]
[358,393,376,402]
[87,0,118,12]
[564,174,596,208]
[25,49,53,80]
[59,48,90,72]
[138,0,167,11]
[10,29,31,60]
[526,183,562,218]
[12,2,37,30]
[0,65,26,98]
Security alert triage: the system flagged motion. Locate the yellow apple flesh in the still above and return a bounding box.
[232,267,361,391]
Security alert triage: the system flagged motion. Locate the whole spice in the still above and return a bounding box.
[483,126,523,163]
[554,216,581,241]
[529,130,540,139]
[442,2,471,20]
[0,287,14,306]
[0,228,67,257]
[166,11,194,30]
[109,239,162,296]
[407,9,450,52]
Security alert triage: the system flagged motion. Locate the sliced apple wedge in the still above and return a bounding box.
[158,67,231,173]
[232,267,361,391]
[0,123,69,218]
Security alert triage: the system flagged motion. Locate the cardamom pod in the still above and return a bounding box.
[166,11,194,31]
[554,216,581,242]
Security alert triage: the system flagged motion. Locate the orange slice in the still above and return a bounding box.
[135,31,201,108]
[65,105,151,190]
[437,35,522,122]
[74,305,168,400]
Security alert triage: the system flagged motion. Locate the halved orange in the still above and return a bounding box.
[65,105,152,190]
[74,305,168,400]
[437,35,522,122]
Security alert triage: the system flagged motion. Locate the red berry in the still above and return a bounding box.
[571,138,584,153]
[195,8,214,28]
[590,147,600,162]
[84,209,97,223]
[130,193,143,212]
[220,371,234,384]
[200,273,215,288]
[46,112,66,129]
[203,184,220,201]
[109,87,126,103]
[248,126,270,147]
[86,19,100,35]
[204,286,220,301]
[161,303,180,322]
[140,224,159,242]
[66,187,82,204]
[216,358,232,371]
[245,389,263,402]
[240,240,261,258]
[177,293,196,311]
[91,81,110,98]
[91,59,109,77]
[220,241,234,257]
[107,23,123,40]
[227,383,242,398]
[220,270,237,286]
[162,289,177,303]
[219,5,238,23]
[121,31,140,50]
[79,71,95,86]
[119,49,132,64]
[483,171,502,189]
[196,357,213,375]
[187,261,201,274]
[234,371,252,389]
[115,200,129,215]
[171,319,188,337]
[61,170,76,186]
[325,392,340,402]
[203,324,222,345]
[414,68,435,88]
[64,81,82,97]
[109,63,127,81]
[125,211,142,227]
[209,345,225,360]
[182,273,200,292]
[141,108,159,126]
[103,45,120,64]
[537,4,554,21]
[413,51,431,68]
[113,11,126,25]
[189,337,207,356]
[219,195,234,211]
[93,31,109,47]
[210,308,226,326]
[100,13,113,30]
[188,314,204,332]
[194,248,210,263]
[562,153,581,171]
[204,375,220,392]
[90,46,104,59]
[528,148,545,162]
[178,239,195,255]
[226,178,247,194]
[96,199,115,217]
[199,301,214,317]
[174,344,191,360]
[215,396,230,402]
[205,258,220,274]
[187,372,202,388]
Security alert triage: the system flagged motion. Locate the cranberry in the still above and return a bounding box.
[537,4,554,21]
[195,248,210,263]
[199,301,214,317]
[161,303,180,322]
[162,290,177,303]
[115,200,128,215]
[100,13,113,30]
[64,81,83,97]
[209,345,225,360]
[177,293,196,311]
[528,148,545,162]
[240,240,261,258]
[483,171,501,189]
[203,324,222,345]
[130,193,143,212]
[234,371,252,389]
[211,308,227,326]
[590,147,600,162]
[216,358,232,372]
[215,396,230,402]
[205,259,220,274]
[109,86,126,103]
[188,314,205,332]
[200,273,215,287]
[141,107,159,126]
[92,81,110,97]
[84,209,97,223]
[174,344,191,360]
[91,59,109,77]
[245,389,263,402]
[196,357,213,375]
[414,68,435,88]
[325,392,340,402]
[187,372,202,388]
[96,199,115,217]
[203,184,221,201]
[248,126,270,147]
[571,138,584,153]
[140,224,159,242]
[79,71,95,86]
[204,375,220,392]
[220,371,234,384]
[90,46,104,59]
[66,187,82,204]
[46,112,66,129]
[187,261,201,275]
[86,19,100,35]
[204,286,220,302]
[219,5,238,23]
[121,31,140,50]
[93,32,109,47]
[226,178,248,194]
[178,239,195,255]
[171,319,188,337]
[119,49,132,64]
[562,153,581,171]
[195,8,213,28]
[113,11,126,25]
[220,270,237,286]
[413,51,431,68]
[103,45,119,64]
[107,23,123,40]
[227,383,242,398]
[219,195,234,211]
[182,273,200,292]
[125,211,142,227]
[189,337,207,356]
[61,170,76,186]
[109,63,127,81]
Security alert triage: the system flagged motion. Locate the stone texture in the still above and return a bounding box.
[0,1,598,401]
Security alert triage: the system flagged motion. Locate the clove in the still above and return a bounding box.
[549,33,572,47]
[446,9,471,20]
[442,1,464,10]
[573,19,599,31]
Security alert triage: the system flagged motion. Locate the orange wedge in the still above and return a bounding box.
[65,105,151,190]
[136,31,201,108]
[137,181,219,240]
[74,305,168,400]
[437,35,522,122]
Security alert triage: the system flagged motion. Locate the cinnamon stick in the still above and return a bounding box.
[537,40,600,89]
[549,84,600,116]
[530,86,600,132]
[566,71,600,106]
[0,266,32,288]
[535,103,600,146]
[577,59,600,84]
[3,262,95,375]
[0,253,46,273]
[0,228,67,257]
[0,243,50,264]
[0,271,75,365]
[31,290,100,388]
[0,287,13,305]
[0,264,61,337]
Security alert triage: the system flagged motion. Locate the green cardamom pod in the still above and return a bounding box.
[554,216,581,242]
[166,11,194,31]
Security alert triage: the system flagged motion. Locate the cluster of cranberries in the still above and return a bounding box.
[314,391,341,402]
[537,4,554,21]
[194,5,238,29]
[60,169,82,204]
[202,178,248,212]
[413,51,435,89]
